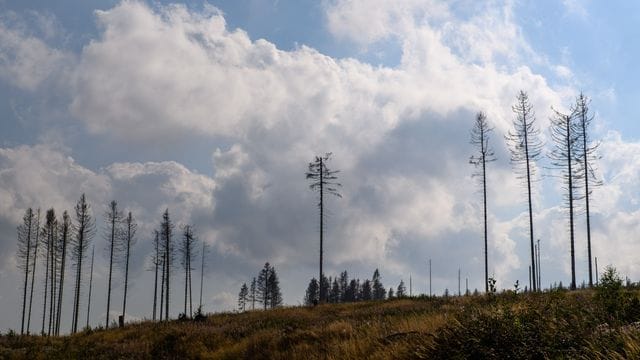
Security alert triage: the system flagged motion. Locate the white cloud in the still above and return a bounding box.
[0,144,111,224]
[324,0,450,46]
[0,17,72,91]
[1,1,640,328]
[562,0,589,20]
[2,1,578,292]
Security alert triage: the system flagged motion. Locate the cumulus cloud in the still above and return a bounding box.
[2,0,640,332]
[0,144,220,330]
[2,1,576,293]
[0,13,72,91]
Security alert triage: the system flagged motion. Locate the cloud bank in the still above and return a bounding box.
[0,0,638,332]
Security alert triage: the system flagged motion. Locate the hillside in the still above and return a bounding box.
[2,287,640,359]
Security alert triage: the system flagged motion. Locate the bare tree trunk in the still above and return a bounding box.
[122,215,133,324]
[164,211,171,321]
[577,97,594,287]
[188,253,193,317]
[319,157,324,303]
[27,209,40,335]
[86,245,95,329]
[153,231,159,321]
[184,244,188,317]
[159,250,165,322]
[199,242,205,311]
[19,210,33,335]
[41,229,50,336]
[306,154,341,303]
[165,238,169,320]
[523,123,537,292]
[566,117,576,290]
[482,152,488,293]
[56,215,68,336]
[48,234,56,336]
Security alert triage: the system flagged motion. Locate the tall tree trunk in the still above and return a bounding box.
[27,209,40,335]
[319,157,324,303]
[122,220,131,324]
[184,243,188,317]
[41,230,50,336]
[199,242,205,311]
[106,210,116,329]
[164,214,171,321]
[188,253,193,317]
[86,245,95,329]
[56,222,67,336]
[523,116,537,292]
[153,231,159,321]
[566,116,576,290]
[20,212,33,335]
[48,235,56,336]
[581,113,593,287]
[160,250,165,322]
[482,143,488,294]
[72,230,83,333]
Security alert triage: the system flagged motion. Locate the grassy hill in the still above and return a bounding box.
[3,286,640,359]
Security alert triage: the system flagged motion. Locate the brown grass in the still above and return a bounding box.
[3,290,640,359]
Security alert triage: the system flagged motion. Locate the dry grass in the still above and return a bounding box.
[3,290,640,359]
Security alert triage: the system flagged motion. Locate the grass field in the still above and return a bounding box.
[3,285,640,359]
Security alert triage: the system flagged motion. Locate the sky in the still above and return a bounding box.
[1,0,640,333]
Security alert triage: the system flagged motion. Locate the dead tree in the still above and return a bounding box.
[41,208,57,336]
[26,209,40,335]
[121,212,137,324]
[17,208,35,335]
[161,209,174,320]
[572,93,601,287]
[199,242,207,312]
[152,230,160,321]
[104,200,122,329]
[180,225,197,318]
[306,153,341,303]
[55,211,70,335]
[549,108,582,290]
[470,112,496,293]
[86,244,95,329]
[71,194,95,333]
[505,91,543,291]
[159,231,165,322]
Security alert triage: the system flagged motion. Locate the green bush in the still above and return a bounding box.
[596,265,625,320]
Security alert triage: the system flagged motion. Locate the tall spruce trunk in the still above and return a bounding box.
[72,227,84,333]
[153,232,159,321]
[48,236,56,336]
[199,242,205,310]
[20,212,33,335]
[41,231,50,336]
[160,250,165,322]
[319,157,324,303]
[189,254,193,317]
[122,220,132,324]
[106,212,116,328]
[86,246,95,329]
[581,113,593,287]
[566,116,576,290]
[56,222,67,335]
[165,226,170,321]
[482,140,488,293]
[184,244,188,317]
[27,209,40,334]
[523,117,537,292]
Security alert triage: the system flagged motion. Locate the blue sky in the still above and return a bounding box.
[1,0,640,333]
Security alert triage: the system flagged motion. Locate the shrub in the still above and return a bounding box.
[596,265,625,320]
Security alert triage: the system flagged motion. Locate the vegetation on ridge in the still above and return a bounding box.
[3,269,640,359]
